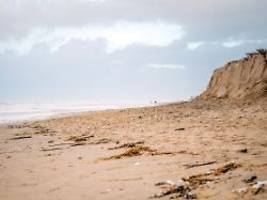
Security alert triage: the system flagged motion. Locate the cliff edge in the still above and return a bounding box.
[200,49,267,100]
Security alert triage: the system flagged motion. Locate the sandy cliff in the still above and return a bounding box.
[201,50,267,100]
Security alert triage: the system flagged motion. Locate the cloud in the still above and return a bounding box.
[0,21,185,55]
[187,41,205,50]
[184,38,267,49]
[146,63,185,70]
[1,0,267,42]
[222,39,244,48]
[222,39,267,48]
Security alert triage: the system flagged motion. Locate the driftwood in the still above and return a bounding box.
[41,147,64,152]
[151,151,175,156]
[183,161,217,169]
[9,136,32,140]
[213,161,240,175]
[175,128,185,131]
[152,150,199,156]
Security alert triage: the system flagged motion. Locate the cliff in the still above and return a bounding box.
[200,49,267,100]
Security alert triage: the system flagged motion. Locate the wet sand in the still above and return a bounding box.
[0,99,267,200]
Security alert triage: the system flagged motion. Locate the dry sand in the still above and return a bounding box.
[0,98,266,200]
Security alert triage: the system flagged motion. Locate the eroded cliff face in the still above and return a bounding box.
[201,51,267,100]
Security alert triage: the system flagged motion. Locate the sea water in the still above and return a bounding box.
[0,101,150,123]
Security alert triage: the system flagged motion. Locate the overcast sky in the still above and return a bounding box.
[0,0,267,103]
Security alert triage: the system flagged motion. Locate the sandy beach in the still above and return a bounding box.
[0,98,266,200]
[1,1,267,199]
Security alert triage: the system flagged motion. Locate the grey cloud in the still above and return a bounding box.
[1,0,267,41]
[0,21,185,55]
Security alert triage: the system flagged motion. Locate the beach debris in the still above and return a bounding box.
[90,138,111,145]
[153,179,194,199]
[151,151,176,156]
[212,161,240,175]
[232,187,248,194]
[103,147,200,161]
[41,147,64,152]
[232,180,267,196]
[9,136,32,140]
[66,135,111,147]
[69,138,111,146]
[70,142,87,147]
[153,161,240,199]
[155,180,184,186]
[238,148,248,153]
[50,137,111,148]
[63,135,91,147]
[252,180,267,195]
[101,145,156,160]
[150,149,199,156]
[108,141,145,150]
[184,192,197,199]
[183,161,217,169]
[181,172,216,189]
[175,128,185,131]
[14,132,31,137]
[243,175,257,183]
[67,135,94,142]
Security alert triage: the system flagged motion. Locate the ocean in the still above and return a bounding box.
[0,102,150,124]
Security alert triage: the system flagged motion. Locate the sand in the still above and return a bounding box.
[0,98,267,200]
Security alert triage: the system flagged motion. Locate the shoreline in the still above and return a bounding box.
[0,102,163,126]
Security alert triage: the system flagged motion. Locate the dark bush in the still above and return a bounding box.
[256,48,267,56]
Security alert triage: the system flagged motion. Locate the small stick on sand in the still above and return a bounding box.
[183,161,217,169]
[41,147,64,152]
[9,136,32,140]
